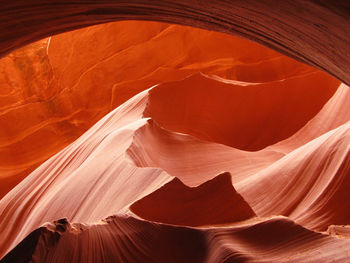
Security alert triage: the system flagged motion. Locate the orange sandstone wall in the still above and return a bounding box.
[0,21,339,198]
[0,19,349,262]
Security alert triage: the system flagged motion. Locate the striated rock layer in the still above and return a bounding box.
[0,19,350,262]
[0,1,349,86]
[0,21,338,199]
[3,216,350,263]
[0,71,349,261]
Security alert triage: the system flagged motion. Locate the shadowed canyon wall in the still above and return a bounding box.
[0,1,349,85]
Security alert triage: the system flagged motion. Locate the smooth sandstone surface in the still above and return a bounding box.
[0,21,335,198]
[0,18,349,263]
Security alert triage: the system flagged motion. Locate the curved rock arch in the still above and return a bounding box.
[1,1,350,84]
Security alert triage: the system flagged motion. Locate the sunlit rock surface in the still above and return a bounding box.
[0,21,336,198]
[0,20,349,262]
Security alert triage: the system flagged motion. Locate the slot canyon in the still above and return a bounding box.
[0,1,350,262]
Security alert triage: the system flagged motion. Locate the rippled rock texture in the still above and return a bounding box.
[0,19,350,262]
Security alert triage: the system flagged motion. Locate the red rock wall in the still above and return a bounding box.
[0,4,349,262]
[0,21,337,198]
[0,1,349,85]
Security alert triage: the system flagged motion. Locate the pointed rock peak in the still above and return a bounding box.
[130,172,256,227]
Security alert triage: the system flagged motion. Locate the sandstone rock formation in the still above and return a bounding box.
[0,10,349,263]
[0,21,335,198]
[0,1,349,85]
